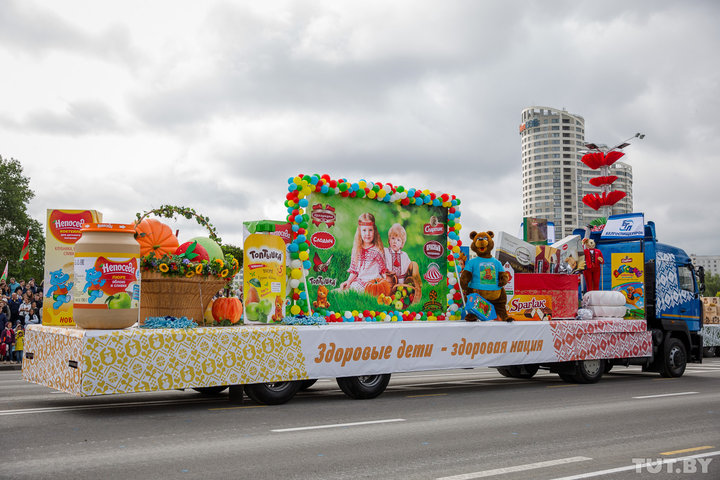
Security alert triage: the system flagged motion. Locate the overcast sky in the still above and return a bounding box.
[1,0,718,255]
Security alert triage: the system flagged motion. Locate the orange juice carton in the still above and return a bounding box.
[243,222,287,323]
[42,209,102,326]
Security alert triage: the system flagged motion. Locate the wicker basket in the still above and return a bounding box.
[139,271,228,326]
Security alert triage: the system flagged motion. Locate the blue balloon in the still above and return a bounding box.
[321,184,329,194]
[287,177,294,184]
[299,291,307,300]
[294,215,303,223]
[415,198,424,206]
[289,243,299,253]
[303,260,311,269]
[288,184,297,192]
[448,213,455,220]
[351,183,359,191]
[297,234,306,243]
[299,198,309,207]
[310,176,319,185]
[432,199,441,206]
[292,224,299,232]
[287,207,294,214]
[408,188,416,197]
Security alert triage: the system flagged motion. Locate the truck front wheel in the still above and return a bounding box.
[244,381,302,405]
[336,374,391,399]
[659,338,687,378]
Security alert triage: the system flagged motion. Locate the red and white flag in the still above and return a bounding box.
[0,261,7,282]
[19,228,30,261]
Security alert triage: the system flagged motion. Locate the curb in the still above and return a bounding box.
[0,363,22,371]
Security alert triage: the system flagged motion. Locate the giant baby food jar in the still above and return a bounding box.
[72,223,141,329]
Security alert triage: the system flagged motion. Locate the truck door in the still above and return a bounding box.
[654,249,702,332]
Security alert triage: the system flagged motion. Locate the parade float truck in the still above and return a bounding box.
[574,213,705,375]
[20,180,700,405]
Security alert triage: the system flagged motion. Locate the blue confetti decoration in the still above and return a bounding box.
[281,315,327,326]
[141,316,198,329]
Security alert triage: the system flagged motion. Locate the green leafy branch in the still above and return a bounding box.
[135,205,221,244]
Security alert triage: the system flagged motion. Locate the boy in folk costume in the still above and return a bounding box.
[384,223,412,284]
[340,213,387,292]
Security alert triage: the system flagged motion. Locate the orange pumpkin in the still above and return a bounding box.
[135,218,179,258]
[364,277,391,297]
[212,297,243,324]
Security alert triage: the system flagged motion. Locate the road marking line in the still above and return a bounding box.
[436,456,592,479]
[406,393,448,398]
[549,450,720,479]
[209,405,267,411]
[660,445,714,455]
[271,418,405,433]
[632,391,698,399]
[0,398,217,416]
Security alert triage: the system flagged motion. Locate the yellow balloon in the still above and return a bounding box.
[367,191,376,199]
[291,268,302,279]
[290,305,301,315]
[299,251,309,261]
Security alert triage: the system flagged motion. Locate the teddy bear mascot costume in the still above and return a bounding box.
[459,231,513,322]
[582,238,604,292]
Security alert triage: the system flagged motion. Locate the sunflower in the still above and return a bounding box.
[220,269,229,278]
[185,270,195,278]
[159,263,169,273]
[195,264,203,274]
[215,258,224,269]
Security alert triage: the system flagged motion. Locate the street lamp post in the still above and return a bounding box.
[581,133,645,219]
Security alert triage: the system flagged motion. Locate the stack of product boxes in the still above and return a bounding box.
[703,297,719,324]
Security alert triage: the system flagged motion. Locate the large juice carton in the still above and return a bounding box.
[42,209,103,326]
[243,223,287,323]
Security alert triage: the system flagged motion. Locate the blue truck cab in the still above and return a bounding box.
[575,216,704,376]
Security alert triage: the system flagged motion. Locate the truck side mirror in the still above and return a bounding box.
[697,266,706,294]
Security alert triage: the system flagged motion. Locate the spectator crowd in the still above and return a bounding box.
[1,276,42,363]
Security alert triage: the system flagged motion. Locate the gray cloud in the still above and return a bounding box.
[4,0,720,255]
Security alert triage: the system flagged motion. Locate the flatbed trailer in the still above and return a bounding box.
[22,318,651,404]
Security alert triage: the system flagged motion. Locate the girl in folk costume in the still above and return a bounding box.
[340,213,387,292]
[384,223,412,283]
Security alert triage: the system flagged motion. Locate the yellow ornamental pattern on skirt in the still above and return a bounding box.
[21,326,85,395]
[82,326,308,396]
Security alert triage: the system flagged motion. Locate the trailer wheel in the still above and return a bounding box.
[336,374,391,400]
[298,379,318,391]
[574,359,604,384]
[244,381,301,405]
[659,338,687,378]
[496,364,539,379]
[193,386,228,395]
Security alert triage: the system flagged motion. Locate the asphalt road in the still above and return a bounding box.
[2,359,719,480]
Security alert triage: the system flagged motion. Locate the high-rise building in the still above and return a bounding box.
[520,106,634,238]
[690,254,720,277]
